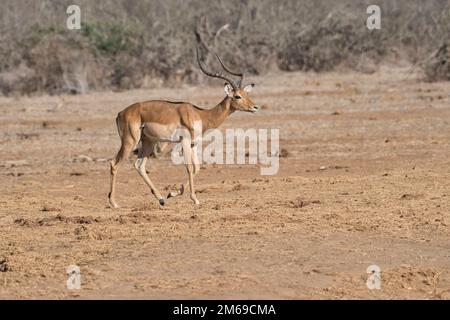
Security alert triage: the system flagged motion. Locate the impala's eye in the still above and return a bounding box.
[234,95,241,100]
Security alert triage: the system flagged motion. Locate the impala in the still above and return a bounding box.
[108,34,260,208]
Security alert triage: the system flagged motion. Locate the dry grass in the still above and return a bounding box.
[1,69,449,298]
[0,0,450,95]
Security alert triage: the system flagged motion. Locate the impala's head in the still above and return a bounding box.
[224,83,259,113]
[195,31,259,113]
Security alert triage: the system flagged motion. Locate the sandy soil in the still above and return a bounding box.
[0,67,449,299]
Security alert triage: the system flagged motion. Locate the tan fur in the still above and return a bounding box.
[108,87,259,208]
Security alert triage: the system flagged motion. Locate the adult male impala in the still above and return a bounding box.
[108,34,260,208]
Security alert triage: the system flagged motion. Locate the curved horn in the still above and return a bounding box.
[213,53,245,88]
[195,37,238,91]
[194,29,245,88]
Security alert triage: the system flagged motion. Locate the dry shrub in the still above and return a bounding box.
[0,0,450,95]
[0,63,36,95]
[424,44,450,82]
[27,35,101,94]
[278,11,385,72]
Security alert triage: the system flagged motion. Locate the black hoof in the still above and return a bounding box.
[159,198,165,206]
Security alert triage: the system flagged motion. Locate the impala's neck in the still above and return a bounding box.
[202,97,234,131]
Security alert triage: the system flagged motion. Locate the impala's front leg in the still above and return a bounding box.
[168,142,201,202]
[182,139,200,204]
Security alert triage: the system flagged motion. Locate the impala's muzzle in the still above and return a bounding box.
[248,105,260,113]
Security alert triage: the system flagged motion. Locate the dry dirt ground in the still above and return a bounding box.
[0,67,449,299]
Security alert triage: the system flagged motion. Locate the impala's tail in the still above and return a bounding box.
[116,111,141,154]
[115,114,123,138]
[115,108,142,141]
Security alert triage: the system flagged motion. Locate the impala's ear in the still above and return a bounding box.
[224,83,234,97]
[243,83,255,93]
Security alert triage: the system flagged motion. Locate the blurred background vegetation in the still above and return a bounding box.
[0,0,449,95]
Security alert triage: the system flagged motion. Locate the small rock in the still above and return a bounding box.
[16,133,39,140]
[75,155,93,162]
[41,205,61,212]
[0,258,10,272]
[331,110,341,115]
[3,160,29,168]
[279,149,289,158]
[400,194,420,200]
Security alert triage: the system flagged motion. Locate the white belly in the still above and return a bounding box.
[142,122,184,142]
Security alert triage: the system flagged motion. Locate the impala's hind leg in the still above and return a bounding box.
[167,143,200,201]
[109,121,140,209]
[134,137,165,206]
